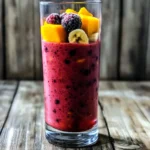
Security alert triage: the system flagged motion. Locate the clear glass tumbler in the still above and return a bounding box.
[40,0,102,147]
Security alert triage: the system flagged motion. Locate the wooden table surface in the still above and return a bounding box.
[0,81,150,150]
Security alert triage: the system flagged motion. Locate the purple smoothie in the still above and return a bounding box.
[42,41,100,132]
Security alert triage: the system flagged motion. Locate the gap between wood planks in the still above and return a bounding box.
[98,100,116,150]
[0,81,19,135]
[1,0,6,79]
[117,0,123,80]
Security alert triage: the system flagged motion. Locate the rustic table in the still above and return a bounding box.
[0,81,150,150]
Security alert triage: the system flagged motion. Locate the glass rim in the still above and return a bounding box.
[40,0,102,4]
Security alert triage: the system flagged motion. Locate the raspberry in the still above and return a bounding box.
[60,13,67,20]
[46,13,61,24]
[61,14,82,33]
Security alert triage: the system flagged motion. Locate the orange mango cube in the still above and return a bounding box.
[76,58,85,63]
[41,24,67,43]
[80,15,100,36]
[66,8,78,14]
[78,7,93,16]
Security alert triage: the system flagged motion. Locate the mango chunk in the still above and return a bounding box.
[76,58,85,63]
[66,9,78,14]
[41,24,67,43]
[80,15,100,36]
[78,7,93,16]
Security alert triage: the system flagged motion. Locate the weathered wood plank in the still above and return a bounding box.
[2,81,150,149]
[0,0,3,79]
[99,82,150,150]
[100,0,120,80]
[121,82,150,149]
[0,81,17,132]
[5,0,34,79]
[0,82,43,150]
[120,0,150,80]
[34,0,42,80]
[98,103,115,150]
[125,82,150,127]
[146,2,150,80]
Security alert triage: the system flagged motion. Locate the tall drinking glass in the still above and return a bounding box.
[40,0,102,147]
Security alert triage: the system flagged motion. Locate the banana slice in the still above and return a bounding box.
[89,33,99,42]
[68,29,89,44]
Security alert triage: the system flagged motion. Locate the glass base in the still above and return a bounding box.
[45,123,98,148]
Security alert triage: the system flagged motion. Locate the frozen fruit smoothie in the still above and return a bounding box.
[41,7,101,132]
[42,41,100,132]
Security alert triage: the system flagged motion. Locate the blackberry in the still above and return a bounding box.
[45,47,49,52]
[88,50,92,56]
[53,109,56,113]
[80,69,91,76]
[56,119,61,123]
[64,59,71,64]
[61,13,82,33]
[69,49,76,56]
[55,99,60,104]
[60,13,67,20]
[46,13,61,24]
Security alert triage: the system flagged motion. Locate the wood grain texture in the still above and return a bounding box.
[100,0,120,80]
[0,81,17,132]
[146,2,150,80]
[120,0,150,80]
[0,82,43,150]
[2,0,150,80]
[0,0,3,79]
[1,81,150,149]
[33,0,42,80]
[5,0,34,79]
[99,82,150,150]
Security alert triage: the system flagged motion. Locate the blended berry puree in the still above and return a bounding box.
[42,41,100,132]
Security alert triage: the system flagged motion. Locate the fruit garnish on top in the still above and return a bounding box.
[68,29,89,44]
[41,24,67,43]
[46,13,61,24]
[65,9,78,14]
[78,7,100,39]
[41,7,100,43]
[41,13,67,43]
[60,13,67,20]
[80,15,100,36]
[61,14,82,33]
[78,7,93,16]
